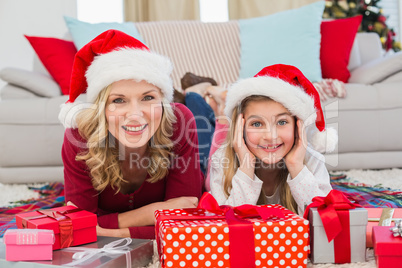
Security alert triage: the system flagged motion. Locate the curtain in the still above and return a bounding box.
[124,0,200,22]
[228,0,322,19]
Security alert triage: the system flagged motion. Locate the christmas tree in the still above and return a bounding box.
[323,0,401,52]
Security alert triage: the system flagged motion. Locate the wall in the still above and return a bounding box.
[0,0,77,88]
[381,0,401,44]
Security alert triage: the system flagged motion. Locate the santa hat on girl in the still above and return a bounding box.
[224,64,338,153]
[58,29,173,129]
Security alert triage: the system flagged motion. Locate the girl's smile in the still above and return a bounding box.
[257,143,283,152]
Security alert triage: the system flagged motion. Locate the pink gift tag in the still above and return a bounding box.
[4,229,54,261]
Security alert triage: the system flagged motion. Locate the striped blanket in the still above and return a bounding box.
[0,182,65,237]
[1,175,402,238]
[331,174,402,208]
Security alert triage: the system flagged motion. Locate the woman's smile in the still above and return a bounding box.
[122,124,148,135]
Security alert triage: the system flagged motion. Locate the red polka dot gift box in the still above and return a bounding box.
[155,193,310,268]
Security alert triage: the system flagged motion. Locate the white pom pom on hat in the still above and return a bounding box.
[224,64,338,153]
[58,29,174,129]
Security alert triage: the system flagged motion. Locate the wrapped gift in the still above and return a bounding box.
[3,229,54,261]
[15,206,97,250]
[366,208,402,248]
[372,226,402,268]
[0,236,154,267]
[304,190,368,264]
[155,193,310,268]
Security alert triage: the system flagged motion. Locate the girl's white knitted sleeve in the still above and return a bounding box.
[209,149,263,206]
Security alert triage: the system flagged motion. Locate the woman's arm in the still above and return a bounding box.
[63,129,192,239]
[117,196,198,228]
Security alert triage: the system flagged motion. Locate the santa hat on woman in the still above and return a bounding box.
[224,64,338,153]
[58,29,174,129]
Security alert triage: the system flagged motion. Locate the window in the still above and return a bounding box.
[199,0,229,22]
[77,0,123,23]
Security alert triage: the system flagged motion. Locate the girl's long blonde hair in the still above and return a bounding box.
[75,84,177,193]
[222,95,298,213]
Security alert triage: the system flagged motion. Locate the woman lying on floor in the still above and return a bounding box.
[59,30,204,239]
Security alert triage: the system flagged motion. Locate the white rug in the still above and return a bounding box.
[0,182,46,207]
[2,168,402,268]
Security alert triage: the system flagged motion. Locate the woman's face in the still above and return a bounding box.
[105,80,163,149]
[243,99,295,165]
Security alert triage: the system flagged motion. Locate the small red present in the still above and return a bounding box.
[373,226,402,268]
[366,208,402,248]
[15,206,97,250]
[155,193,310,268]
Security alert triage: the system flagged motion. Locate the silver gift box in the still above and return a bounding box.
[0,236,153,267]
[309,207,368,264]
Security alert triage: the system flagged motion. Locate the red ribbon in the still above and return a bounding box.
[303,190,361,263]
[21,207,81,248]
[156,193,286,268]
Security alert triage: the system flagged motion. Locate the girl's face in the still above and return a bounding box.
[243,99,296,165]
[105,80,163,149]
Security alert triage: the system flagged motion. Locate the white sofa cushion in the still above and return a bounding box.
[0,84,37,99]
[0,67,61,97]
[349,51,402,84]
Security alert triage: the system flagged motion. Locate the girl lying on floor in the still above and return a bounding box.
[206,64,338,215]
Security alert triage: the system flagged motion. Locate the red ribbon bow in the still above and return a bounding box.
[303,190,361,263]
[156,193,286,268]
[21,207,81,248]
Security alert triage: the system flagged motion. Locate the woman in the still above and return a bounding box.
[59,30,204,239]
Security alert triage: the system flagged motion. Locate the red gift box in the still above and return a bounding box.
[15,206,97,250]
[366,208,402,248]
[372,226,402,268]
[155,193,310,268]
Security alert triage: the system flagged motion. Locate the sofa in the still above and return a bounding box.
[1,17,402,184]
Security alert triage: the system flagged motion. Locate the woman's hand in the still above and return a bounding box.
[96,225,130,238]
[164,196,199,209]
[66,201,77,207]
[233,113,256,179]
[284,119,307,179]
[119,197,199,228]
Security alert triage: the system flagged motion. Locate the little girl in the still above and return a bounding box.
[209,64,337,215]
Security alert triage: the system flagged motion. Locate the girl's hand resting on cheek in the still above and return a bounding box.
[233,113,256,179]
[284,119,307,179]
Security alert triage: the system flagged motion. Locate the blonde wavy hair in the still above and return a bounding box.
[221,95,298,213]
[75,84,176,193]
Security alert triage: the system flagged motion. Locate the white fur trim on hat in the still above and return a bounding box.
[59,101,92,129]
[225,76,338,153]
[225,76,317,126]
[86,48,174,103]
[310,127,338,153]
